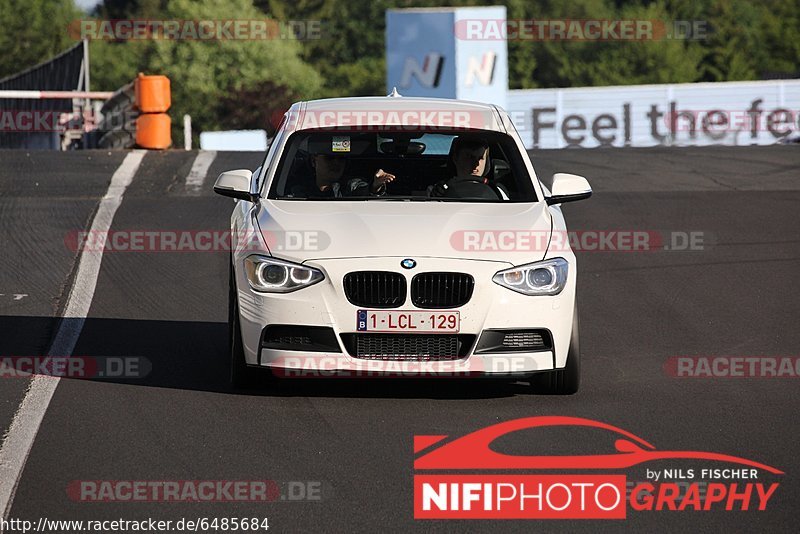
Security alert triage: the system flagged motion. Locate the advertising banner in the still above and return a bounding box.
[507,80,800,148]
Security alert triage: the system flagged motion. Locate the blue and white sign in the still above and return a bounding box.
[452,7,508,108]
[386,7,508,108]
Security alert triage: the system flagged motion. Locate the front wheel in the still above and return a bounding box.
[529,309,580,395]
[229,264,256,389]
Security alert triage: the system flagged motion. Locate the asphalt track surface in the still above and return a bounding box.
[0,146,798,532]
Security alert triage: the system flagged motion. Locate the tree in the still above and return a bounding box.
[0,0,81,79]
[700,0,763,81]
[756,0,800,77]
[267,0,709,93]
[92,0,166,18]
[260,0,393,97]
[89,0,322,140]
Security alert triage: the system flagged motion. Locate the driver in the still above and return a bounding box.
[429,136,509,200]
[453,136,490,180]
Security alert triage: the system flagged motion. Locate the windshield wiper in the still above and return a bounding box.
[276,196,452,201]
[340,195,443,201]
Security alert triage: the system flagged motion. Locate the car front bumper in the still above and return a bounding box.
[234,255,576,376]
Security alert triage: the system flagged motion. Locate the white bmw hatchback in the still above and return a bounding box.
[214,96,591,394]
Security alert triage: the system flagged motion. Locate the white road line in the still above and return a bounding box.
[185,150,217,192]
[0,150,146,522]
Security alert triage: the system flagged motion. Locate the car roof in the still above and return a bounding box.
[286,96,508,133]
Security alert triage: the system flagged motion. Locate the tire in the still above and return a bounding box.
[229,263,256,389]
[529,309,580,395]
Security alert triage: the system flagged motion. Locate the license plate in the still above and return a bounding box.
[357,310,460,333]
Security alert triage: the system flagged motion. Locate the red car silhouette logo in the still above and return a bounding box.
[414,416,783,474]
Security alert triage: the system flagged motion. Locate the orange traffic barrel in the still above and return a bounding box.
[136,113,172,149]
[135,73,171,113]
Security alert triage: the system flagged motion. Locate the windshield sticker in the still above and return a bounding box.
[332,136,351,152]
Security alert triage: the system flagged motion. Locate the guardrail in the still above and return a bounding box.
[0,75,172,150]
[95,82,135,149]
[96,73,171,150]
[0,90,114,99]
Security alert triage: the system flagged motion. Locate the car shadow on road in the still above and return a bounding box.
[0,315,538,399]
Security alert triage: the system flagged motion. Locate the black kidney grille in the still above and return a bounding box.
[343,271,406,308]
[411,272,474,309]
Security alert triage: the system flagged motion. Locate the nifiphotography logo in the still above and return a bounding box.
[413,416,783,519]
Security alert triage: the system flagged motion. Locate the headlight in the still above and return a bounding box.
[244,255,324,293]
[493,258,568,295]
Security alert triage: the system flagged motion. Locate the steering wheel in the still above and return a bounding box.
[443,179,502,200]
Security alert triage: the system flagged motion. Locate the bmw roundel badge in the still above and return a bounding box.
[401,258,417,269]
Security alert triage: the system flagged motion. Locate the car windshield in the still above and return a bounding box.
[267,129,538,202]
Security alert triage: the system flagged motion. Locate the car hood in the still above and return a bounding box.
[254,200,552,264]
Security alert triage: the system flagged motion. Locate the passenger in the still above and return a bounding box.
[290,153,396,198]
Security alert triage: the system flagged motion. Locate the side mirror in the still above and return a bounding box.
[546,173,592,205]
[213,169,257,202]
